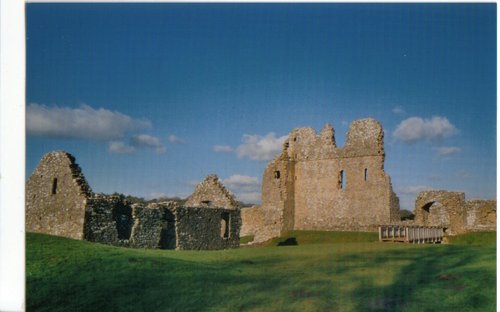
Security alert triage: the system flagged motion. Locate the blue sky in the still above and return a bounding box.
[26,3,496,210]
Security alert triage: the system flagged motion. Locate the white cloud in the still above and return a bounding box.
[393,116,458,143]
[108,141,135,154]
[130,134,166,154]
[396,185,434,195]
[222,175,261,204]
[27,103,151,140]
[168,134,185,144]
[436,146,461,156]
[236,133,287,161]
[223,175,260,191]
[213,145,234,153]
[392,106,405,114]
[149,192,167,199]
[236,192,261,204]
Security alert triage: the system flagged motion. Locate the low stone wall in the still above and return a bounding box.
[84,195,122,246]
[129,204,164,248]
[466,200,496,232]
[175,206,241,250]
[84,197,240,250]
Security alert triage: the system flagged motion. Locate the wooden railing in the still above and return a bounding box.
[378,225,444,244]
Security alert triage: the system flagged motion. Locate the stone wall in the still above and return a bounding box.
[26,151,92,240]
[83,195,120,245]
[174,206,241,250]
[27,152,241,250]
[185,174,239,209]
[414,190,496,235]
[241,118,400,243]
[465,200,496,231]
[85,199,240,250]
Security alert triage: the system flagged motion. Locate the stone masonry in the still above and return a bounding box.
[414,190,496,235]
[185,174,239,209]
[26,151,92,240]
[26,151,241,250]
[241,118,401,243]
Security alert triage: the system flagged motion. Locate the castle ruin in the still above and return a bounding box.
[413,190,496,235]
[241,118,401,242]
[26,151,241,250]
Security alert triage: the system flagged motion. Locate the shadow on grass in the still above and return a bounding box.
[277,237,298,246]
[345,245,496,312]
[27,233,496,312]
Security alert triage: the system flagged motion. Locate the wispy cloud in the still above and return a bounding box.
[392,106,405,114]
[168,134,185,144]
[109,134,166,154]
[393,116,458,143]
[213,145,234,153]
[223,175,260,191]
[396,185,434,195]
[131,134,166,154]
[27,103,151,140]
[236,133,287,161]
[214,132,286,161]
[108,141,136,154]
[222,174,261,204]
[436,146,461,157]
[236,192,261,203]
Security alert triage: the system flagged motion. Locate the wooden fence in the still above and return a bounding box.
[378,225,444,244]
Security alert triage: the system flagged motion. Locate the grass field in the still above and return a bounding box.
[26,231,495,311]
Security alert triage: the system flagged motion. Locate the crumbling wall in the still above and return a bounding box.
[465,200,496,232]
[84,195,118,244]
[26,151,92,240]
[413,191,496,235]
[241,118,400,242]
[174,206,241,250]
[414,191,467,235]
[129,202,180,249]
[185,174,239,209]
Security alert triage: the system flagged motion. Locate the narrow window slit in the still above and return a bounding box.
[51,178,58,195]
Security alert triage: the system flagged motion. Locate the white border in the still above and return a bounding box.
[1,1,497,311]
[0,0,26,310]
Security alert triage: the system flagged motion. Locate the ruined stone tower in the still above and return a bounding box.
[241,118,400,242]
[26,151,92,240]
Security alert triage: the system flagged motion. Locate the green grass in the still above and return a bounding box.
[266,230,379,246]
[240,235,254,244]
[447,231,496,245]
[27,231,496,311]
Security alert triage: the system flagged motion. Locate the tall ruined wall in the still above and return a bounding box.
[26,151,92,240]
[289,120,398,230]
[241,118,400,243]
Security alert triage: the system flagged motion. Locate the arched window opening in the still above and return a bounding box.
[364,168,368,182]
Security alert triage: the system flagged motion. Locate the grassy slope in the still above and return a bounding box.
[27,232,496,312]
